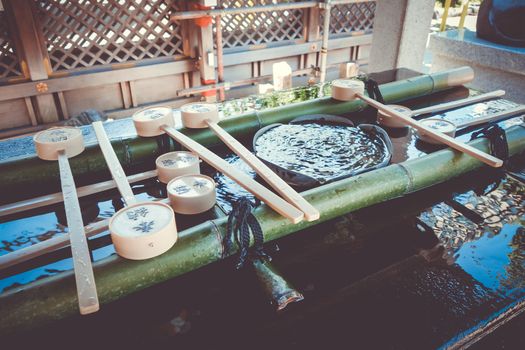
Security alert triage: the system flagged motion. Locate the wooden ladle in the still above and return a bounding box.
[92,121,177,260]
[331,79,504,168]
[34,127,99,315]
[179,102,320,222]
[132,106,304,224]
[377,90,507,128]
[415,104,525,144]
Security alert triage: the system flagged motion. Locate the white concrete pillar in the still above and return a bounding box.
[368,0,435,73]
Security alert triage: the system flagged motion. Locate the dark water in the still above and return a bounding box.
[254,123,389,184]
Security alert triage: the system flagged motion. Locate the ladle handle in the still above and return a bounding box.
[92,122,137,206]
[357,93,504,168]
[206,121,320,222]
[411,90,506,116]
[162,125,304,224]
[454,105,525,129]
[57,150,99,315]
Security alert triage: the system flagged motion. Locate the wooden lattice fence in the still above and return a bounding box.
[321,1,376,37]
[0,9,23,79]
[217,0,306,50]
[35,0,186,72]
[0,0,377,134]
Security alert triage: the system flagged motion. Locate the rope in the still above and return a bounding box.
[224,197,270,269]
[365,78,385,104]
[469,123,524,192]
[470,123,509,164]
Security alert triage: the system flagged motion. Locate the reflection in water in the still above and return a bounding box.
[220,83,331,117]
[454,224,523,294]
[420,177,524,252]
[0,213,65,255]
[213,154,257,213]
[419,175,525,303]
[0,190,160,293]
[419,202,480,251]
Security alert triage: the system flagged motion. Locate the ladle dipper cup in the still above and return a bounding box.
[92,121,177,260]
[167,174,216,215]
[156,151,200,184]
[132,106,304,224]
[331,79,503,168]
[34,127,99,315]
[180,102,320,221]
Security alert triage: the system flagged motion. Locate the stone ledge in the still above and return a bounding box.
[429,29,525,76]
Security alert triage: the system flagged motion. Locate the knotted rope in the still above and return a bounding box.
[224,197,270,269]
[365,78,385,104]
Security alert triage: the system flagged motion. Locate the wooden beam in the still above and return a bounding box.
[0,60,194,102]
[5,0,58,123]
[197,24,217,102]
[128,81,138,108]
[119,82,132,109]
[222,34,372,67]
[57,92,69,119]
[307,5,321,71]
[24,97,37,126]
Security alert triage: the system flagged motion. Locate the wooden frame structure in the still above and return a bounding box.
[0,0,376,135]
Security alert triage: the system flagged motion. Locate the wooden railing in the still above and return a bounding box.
[0,0,376,135]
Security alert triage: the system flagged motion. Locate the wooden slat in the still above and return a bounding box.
[0,170,158,218]
[0,98,33,130]
[6,0,59,123]
[64,83,123,117]
[24,97,37,126]
[411,90,507,116]
[222,34,372,67]
[119,82,132,109]
[92,121,137,206]
[57,150,99,314]
[57,91,69,119]
[0,60,194,102]
[183,72,190,90]
[129,81,138,108]
[0,35,371,104]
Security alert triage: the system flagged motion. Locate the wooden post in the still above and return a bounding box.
[305,6,320,71]
[4,0,59,124]
[180,1,203,96]
[197,23,217,102]
[272,62,292,90]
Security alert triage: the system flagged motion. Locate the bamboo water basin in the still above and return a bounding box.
[1,68,525,347]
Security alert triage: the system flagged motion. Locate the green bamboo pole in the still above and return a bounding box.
[1,122,523,335]
[0,67,473,197]
[251,259,304,311]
